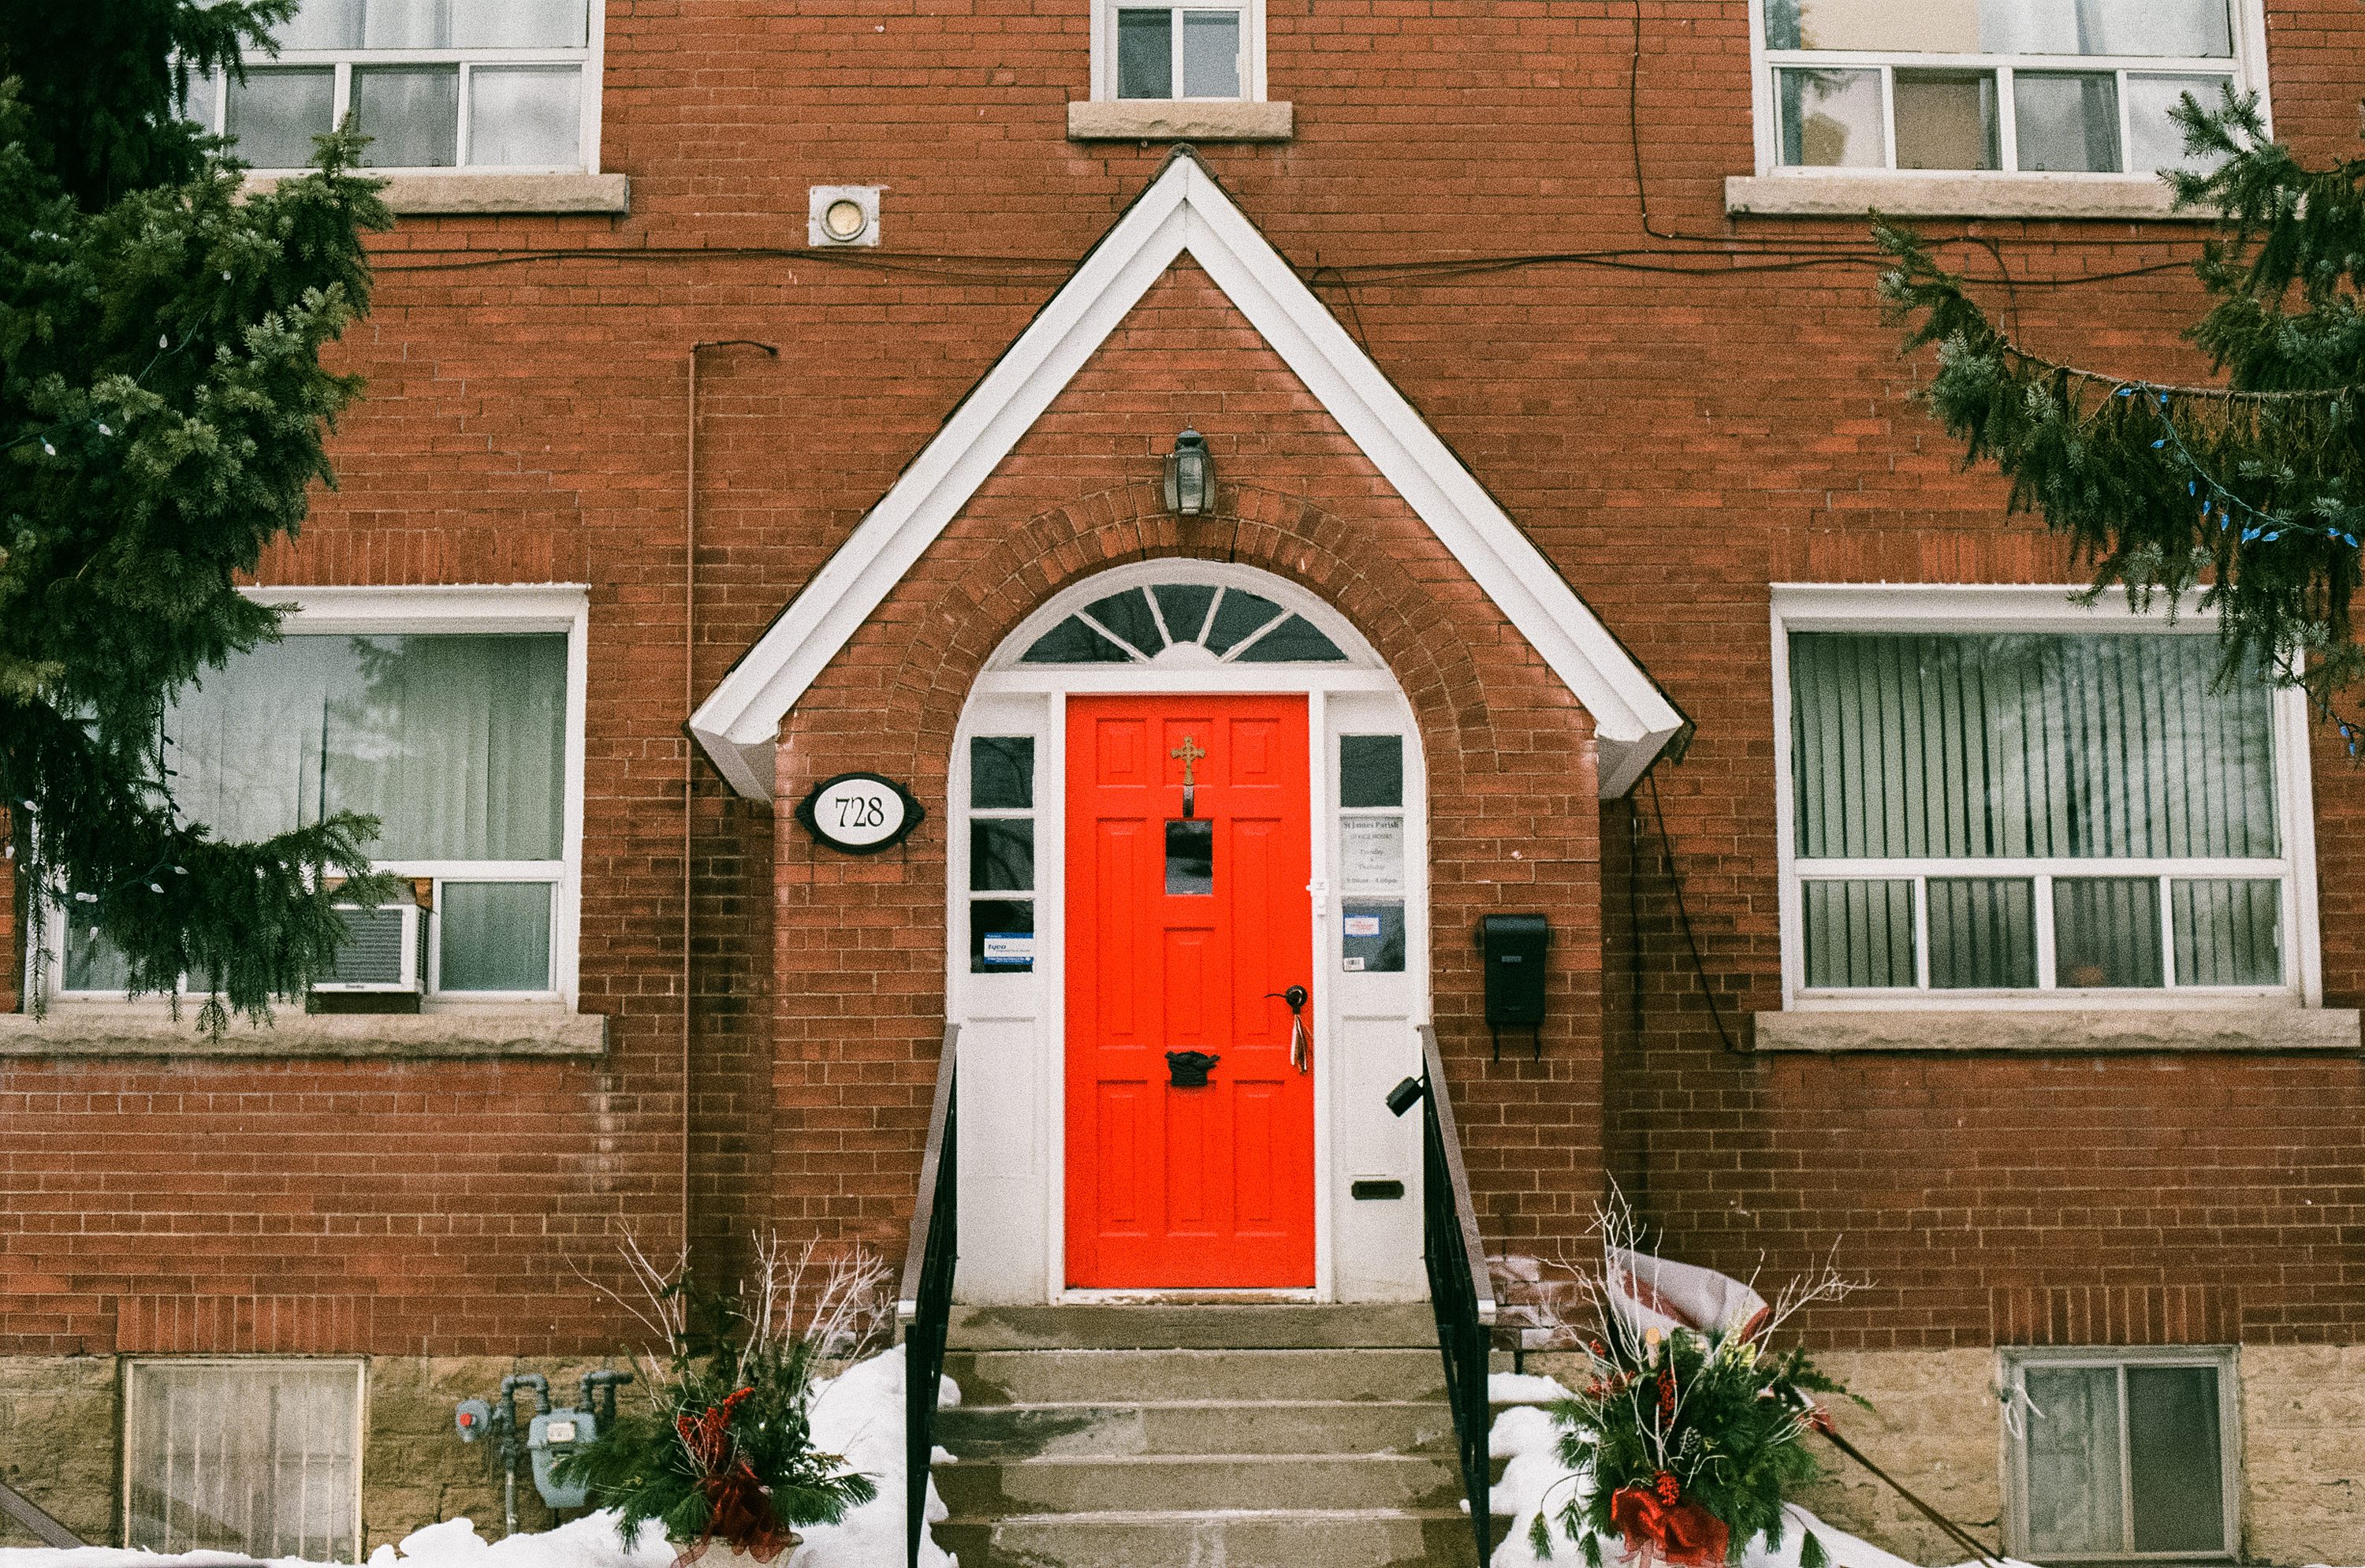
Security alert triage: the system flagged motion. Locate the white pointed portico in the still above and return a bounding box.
[688,148,1684,796]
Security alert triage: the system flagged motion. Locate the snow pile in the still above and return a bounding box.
[0,1346,957,1568]
[1487,1372,1935,1568]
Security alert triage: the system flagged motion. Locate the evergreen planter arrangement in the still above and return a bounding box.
[555,1239,889,1566]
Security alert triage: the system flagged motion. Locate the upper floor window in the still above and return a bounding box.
[1756,0,2258,177]
[1098,0,1262,101]
[179,0,598,173]
[1775,589,2318,1006]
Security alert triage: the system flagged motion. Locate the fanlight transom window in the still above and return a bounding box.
[1020,582,1348,666]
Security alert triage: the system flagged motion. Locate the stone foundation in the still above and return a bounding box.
[1504,1344,2365,1568]
[0,1354,634,1555]
[9,1344,2360,1560]
[0,1355,117,1548]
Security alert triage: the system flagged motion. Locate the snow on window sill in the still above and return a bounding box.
[240,170,631,216]
[1753,1006,2359,1054]
[1068,100,1294,142]
[1726,172,2207,222]
[0,1000,607,1057]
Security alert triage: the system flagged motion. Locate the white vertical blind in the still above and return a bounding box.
[127,1361,362,1562]
[1789,631,2285,991]
[1790,632,2277,860]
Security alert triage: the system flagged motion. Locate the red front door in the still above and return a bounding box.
[1064,695,1317,1288]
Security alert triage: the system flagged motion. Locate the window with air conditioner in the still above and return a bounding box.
[1773,588,2318,1006]
[177,0,601,174]
[125,1358,365,1563]
[1752,0,2266,178]
[2002,1347,2239,1562]
[49,588,585,1005]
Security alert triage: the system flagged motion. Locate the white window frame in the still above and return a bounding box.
[37,584,590,1009]
[1745,0,2270,179]
[181,1,604,175]
[1093,0,1266,102]
[123,1356,367,1562]
[1999,1344,2241,1562]
[1771,584,2322,1011]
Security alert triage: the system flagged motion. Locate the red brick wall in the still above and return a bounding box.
[6,0,2364,1357]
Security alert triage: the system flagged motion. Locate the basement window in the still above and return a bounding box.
[1756,0,2263,177]
[177,0,601,173]
[125,1358,364,1562]
[2003,1347,2238,1561]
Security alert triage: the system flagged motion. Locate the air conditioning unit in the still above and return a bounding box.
[312,902,427,993]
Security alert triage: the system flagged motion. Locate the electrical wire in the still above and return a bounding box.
[1644,769,1747,1056]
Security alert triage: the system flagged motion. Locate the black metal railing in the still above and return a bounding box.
[1417,1025,1498,1563]
[898,1025,959,1568]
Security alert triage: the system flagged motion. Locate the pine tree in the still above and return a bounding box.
[1,0,393,1029]
[1879,89,2365,747]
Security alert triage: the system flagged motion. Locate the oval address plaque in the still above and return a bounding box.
[796,772,925,855]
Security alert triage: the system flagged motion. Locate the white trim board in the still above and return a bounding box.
[687,149,1684,802]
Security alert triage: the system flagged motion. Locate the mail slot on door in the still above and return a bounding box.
[1477,913,1549,1058]
[1166,1049,1220,1087]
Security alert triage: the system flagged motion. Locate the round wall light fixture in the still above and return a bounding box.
[807,186,882,248]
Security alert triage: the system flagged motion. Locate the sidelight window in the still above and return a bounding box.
[1777,600,2313,1004]
[1758,0,2259,177]
[967,736,1038,973]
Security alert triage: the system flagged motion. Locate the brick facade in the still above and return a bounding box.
[6,2,2365,1543]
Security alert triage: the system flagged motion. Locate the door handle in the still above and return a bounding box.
[1266,985,1310,1074]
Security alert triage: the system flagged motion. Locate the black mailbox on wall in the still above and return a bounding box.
[1476,913,1549,1059]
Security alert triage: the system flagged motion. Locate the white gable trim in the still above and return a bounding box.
[688,151,1684,799]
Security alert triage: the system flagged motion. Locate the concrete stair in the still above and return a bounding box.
[932,1304,1486,1567]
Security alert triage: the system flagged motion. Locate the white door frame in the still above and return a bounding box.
[947,561,1433,1305]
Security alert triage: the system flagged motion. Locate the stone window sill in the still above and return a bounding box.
[1067,101,1294,143]
[0,1002,608,1058]
[1726,173,2204,222]
[241,170,630,216]
[1754,1007,2359,1054]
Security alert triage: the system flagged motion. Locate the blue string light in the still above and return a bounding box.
[2116,382,2363,549]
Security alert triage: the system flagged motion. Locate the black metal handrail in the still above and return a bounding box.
[1417,1024,1498,1563]
[898,1024,959,1568]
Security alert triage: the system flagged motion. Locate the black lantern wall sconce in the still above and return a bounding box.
[1164,427,1213,515]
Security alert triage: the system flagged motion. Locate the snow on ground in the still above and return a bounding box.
[0,1346,957,1568]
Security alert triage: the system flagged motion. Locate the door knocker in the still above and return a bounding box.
[1266,985,1310,1074]
[1166,1049,1220,1088]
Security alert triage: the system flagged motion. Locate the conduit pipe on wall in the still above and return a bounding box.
[683,339,779,1258]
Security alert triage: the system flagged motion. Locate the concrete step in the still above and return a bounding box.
[945,1345,1447,1406]
[936,1451,1463,1515]
[935,1507,1486,1568]
[937,1396,1457,1458]
[947,1302,1437,1350]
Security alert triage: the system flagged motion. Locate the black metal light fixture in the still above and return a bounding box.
[1164,427,1212,515]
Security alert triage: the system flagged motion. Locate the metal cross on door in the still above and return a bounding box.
[1064,694,1316,1288]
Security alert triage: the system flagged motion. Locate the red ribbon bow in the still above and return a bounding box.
[1610,1482,1732,1568]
